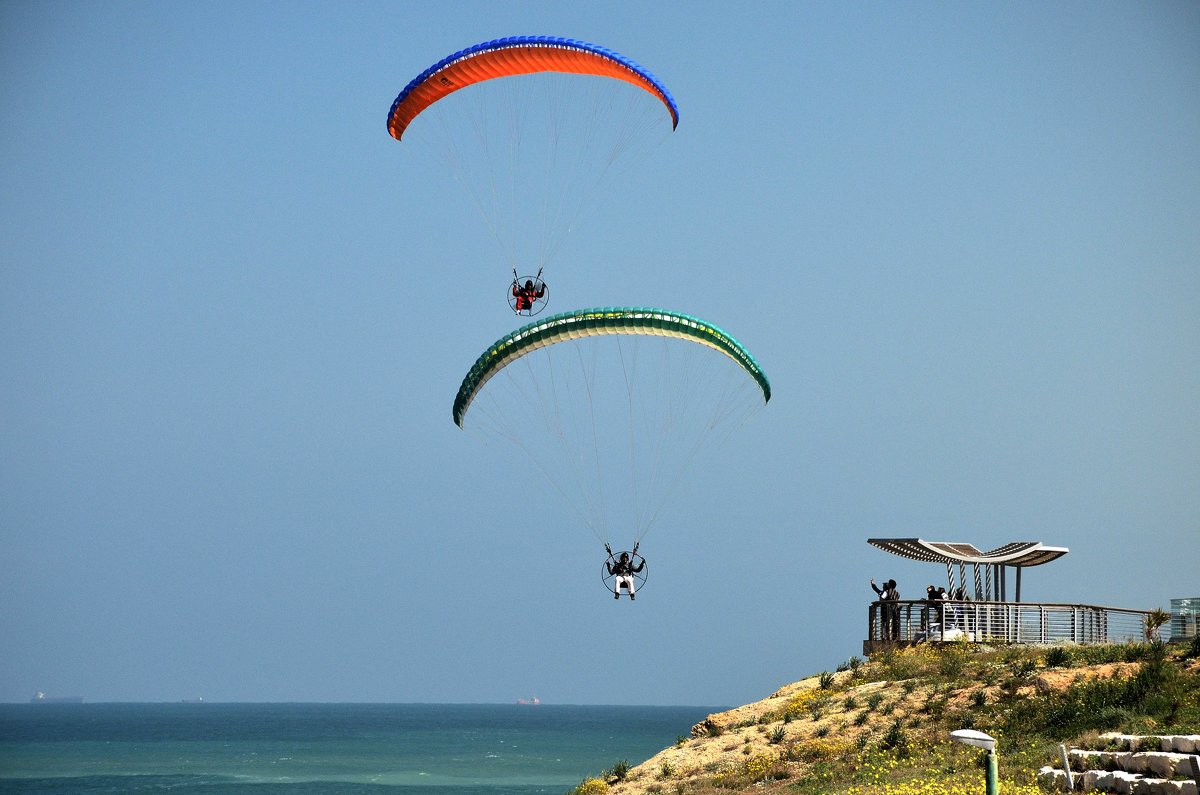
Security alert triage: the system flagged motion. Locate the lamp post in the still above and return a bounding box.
[950,729,998,795]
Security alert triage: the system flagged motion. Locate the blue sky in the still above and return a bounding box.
[2,1,1197,706]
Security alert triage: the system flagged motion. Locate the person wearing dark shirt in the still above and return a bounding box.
[870,578,901,640]
[607,552,645,600]
[511,278,546,313]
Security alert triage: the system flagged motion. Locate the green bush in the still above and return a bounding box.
[999,642,1182,738]
[604,760,630,782]
[935,646,971,681]
[1045,646,1071,667]
[878,719,910,758]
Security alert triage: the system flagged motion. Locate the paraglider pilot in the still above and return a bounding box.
[605,544,644,600]
[511,268,547,315]
[512,278,546,314]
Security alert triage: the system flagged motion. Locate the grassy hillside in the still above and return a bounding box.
[570,637,1200,795]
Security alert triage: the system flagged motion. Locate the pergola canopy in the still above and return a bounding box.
[867,538,1069,602]
[868,538,1068,568]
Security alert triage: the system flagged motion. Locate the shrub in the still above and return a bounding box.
[782,688,828,721]
[878,719,910,758]
[819,671,836,689]
[1000,641,1180,738]
[743,752,783,783]
[1144,608,1171,641]
[604,760,630,782]
[866,692,884,711]
[879,649,929,681]
[971,690,986,707]
[797,738,852,763]
[568,778,609,795]
[769,726,787,744]
[920,694,947,718]
[936,645,971,681]
[1123,643,1148,663]
[853,710,869,726]
[1045,646,1071,667]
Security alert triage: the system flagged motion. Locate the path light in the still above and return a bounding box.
[950,729,998,795]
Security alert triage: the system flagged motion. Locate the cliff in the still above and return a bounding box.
[573,641,1200,795]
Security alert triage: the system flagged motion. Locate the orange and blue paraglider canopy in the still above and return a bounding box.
[387,36,679,140]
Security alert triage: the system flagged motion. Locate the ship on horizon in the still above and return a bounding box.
[516,696,541,705]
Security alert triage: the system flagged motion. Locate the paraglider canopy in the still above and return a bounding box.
[386,38,680,299]
[387,36,680,140]
[453,307,771,428]
[452,306,770,564]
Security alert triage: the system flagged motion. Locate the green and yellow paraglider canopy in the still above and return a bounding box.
[453,307,771,428]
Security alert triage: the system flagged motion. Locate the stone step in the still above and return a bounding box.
[1039,734,1200,794]
[1068,749,1200,778]
[1038,767,1199,794]
[1099,734,1200,754]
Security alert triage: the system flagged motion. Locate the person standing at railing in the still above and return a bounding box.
[949,587,970,632]
[870,578,901,640]
[923,585,948,631]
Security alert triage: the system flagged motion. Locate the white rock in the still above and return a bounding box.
[1176,754,1200,777]
[1106,751,1131,771]
[1111,770,1141,795]
[1131,752,1190,778]
[1039,766,1069,789]
[1081,769,1102,791]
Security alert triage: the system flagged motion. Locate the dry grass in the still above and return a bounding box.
[588,641,1200,795]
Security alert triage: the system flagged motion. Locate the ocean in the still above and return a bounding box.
[0,703,720,794]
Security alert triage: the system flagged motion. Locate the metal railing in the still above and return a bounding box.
[866,600,1156,649]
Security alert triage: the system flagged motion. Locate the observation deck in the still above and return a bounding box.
[864,599,1156,654]
[863,536,1156,653]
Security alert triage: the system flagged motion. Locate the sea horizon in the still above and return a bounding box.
[0,701,721,793]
